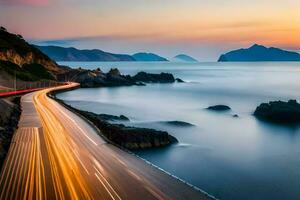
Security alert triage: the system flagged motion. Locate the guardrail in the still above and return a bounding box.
[0,81,68,98]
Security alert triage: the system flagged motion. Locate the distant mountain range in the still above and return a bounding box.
[36,45,171,62]
[173,54,198,62]
[218,44,300,62]
[35,45,135,62]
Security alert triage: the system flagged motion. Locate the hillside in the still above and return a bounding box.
[0,27,63,73]
[132,53,168,61]
[36,45,135,62]
[218,44,300,62]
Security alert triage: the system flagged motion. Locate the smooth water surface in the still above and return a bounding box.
[58,62,300,200]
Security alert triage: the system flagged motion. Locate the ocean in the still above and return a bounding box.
[57,61,300,200]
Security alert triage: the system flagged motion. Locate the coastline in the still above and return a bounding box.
[49,89,216,200]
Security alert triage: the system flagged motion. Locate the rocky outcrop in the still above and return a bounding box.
[0,97,20,168]
[254,100,300,124]
[57,68,136,87]
[97,114,129,122]
[57,68,178,87]
[132,72,175,83]
[55,100,178,149]
[176,78,184,83]
[207,105,231,111]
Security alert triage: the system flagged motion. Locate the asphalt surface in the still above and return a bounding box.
[0,83,213,200]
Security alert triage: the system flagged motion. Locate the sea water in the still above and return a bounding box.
[57,61,300,200]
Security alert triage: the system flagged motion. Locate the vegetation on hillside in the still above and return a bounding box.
[0,60,55,81]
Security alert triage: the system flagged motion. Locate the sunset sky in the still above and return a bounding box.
[1,0,300,60]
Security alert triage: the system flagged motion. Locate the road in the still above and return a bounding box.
[0,83,213,200]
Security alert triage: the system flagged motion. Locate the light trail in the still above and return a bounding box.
[0,82,212,200]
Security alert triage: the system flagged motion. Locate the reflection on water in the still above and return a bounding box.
[58,62,300,200]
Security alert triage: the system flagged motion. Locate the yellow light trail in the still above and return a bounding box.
[0,83,213,200]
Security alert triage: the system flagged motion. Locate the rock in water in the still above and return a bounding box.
[132,72,175,83]
[207,105,231,111]
[176,78,184,83]
[162,121,195,127]
[254,100,300,124]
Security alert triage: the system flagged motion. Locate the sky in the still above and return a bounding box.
[0,0,300,61]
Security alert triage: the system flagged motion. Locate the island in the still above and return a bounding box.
[173,54,198,62]
[218,44,300,62]
[132,52,168,61]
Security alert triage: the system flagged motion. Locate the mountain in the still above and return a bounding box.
[173,54,198,62]
[132,53,168,62]
[36,45,135,62]
[0,27,66,85]
[218,44,300,62]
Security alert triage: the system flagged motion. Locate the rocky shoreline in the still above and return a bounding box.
[57,67,182,87]
[0,97,21,168]
[52,97,178,149]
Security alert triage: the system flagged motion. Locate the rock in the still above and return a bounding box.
[95,68,103,73]
[232,114,239,118]
[162,121,195,127]
[254,100,300,124]
[0,97,20,168]
[98,114,129,121]
[108,68,121,76]
[207,105,231,111]
[57,68,180,87]
[63,106,178,149]
[132,71,175,83]
[176,78,184,83]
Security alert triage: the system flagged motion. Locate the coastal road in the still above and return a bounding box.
[0,83,212,200]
